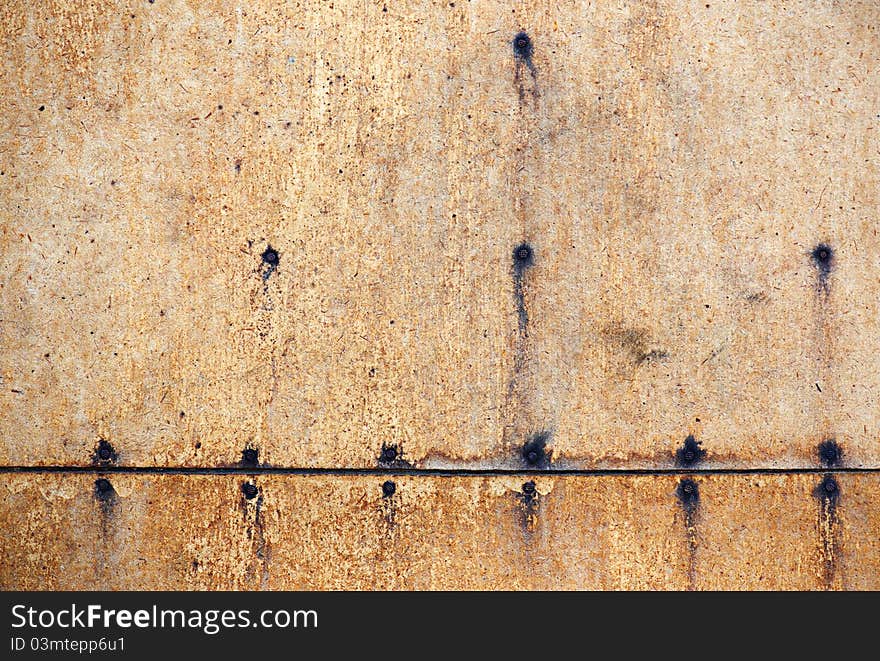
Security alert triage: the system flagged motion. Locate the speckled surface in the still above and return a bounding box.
[1,472,876,590]
[1,0,878,589]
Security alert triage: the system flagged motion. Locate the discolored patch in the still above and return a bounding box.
[601,325,668,373]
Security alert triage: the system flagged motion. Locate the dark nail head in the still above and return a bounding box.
[93,440,117,465]
[675,435,706,467]
[676,478,699,508]
[261,245,279,266]
[818,439,841,468]
[513,31,533,59]
[521,432,550,468]
[513,242,534,267]
[811,243,834,272]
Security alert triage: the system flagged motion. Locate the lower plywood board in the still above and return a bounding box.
[2,472,877,590]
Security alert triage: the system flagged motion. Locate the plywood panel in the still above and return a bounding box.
[2,472,876,590]
[1,1,879,470]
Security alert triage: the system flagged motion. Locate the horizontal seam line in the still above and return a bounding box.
[0,466,876,477]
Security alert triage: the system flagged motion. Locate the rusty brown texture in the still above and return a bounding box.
[1,473,877,590]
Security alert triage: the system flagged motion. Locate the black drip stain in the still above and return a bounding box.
[93,477,118,584]
[261,244,280,281]
[94,477,117,511]
[521,431,551,469]
[814,474,841,588]
[379,480,398,528]
[512,242,534,337]
[517,480,539,533]
[240,446,260,468]
[817,439,842,468]
[676,478,699,513]
[512,31,539,106]
[675,435,706,467]
[811,243,834,293]
[675,478,699,590]
[92,439,118,466]
[377,443,411,469]
[240,481,271,587]
[520,480,537,505]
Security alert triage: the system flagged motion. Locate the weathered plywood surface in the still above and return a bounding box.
[2,2,879,470]
[2,472,876,590]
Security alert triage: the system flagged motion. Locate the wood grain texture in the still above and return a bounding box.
[1,1,879,469]
[1,1,879,591]
[1,472,877,590]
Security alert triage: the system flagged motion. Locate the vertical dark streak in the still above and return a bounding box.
[815,474,840,589]
[93,478,117,588]
[379,481,398,530]
[252,492,271,588]
[811,243,834,296]
[504,242,536,447]
[676,478,699,591]
[810,244,836,495]
[241,481,271,587]
[514,269,528,338]
[512,242,533,341]
[261,245,280,282]
[503,31,543,451]
[512,31,538,109]
[94,478,117,525]
[517,481,539,540]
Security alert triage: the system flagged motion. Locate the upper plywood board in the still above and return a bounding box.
[2,1,879,468]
